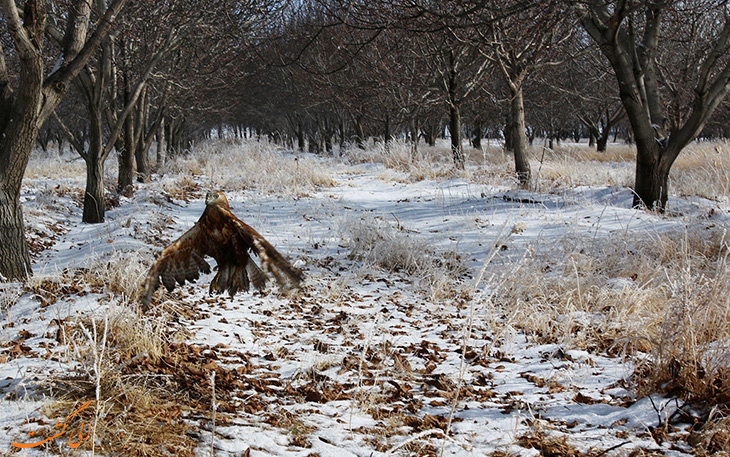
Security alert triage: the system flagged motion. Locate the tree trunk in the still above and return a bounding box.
[118,118,135,196]
[473,120,482,149]
[424,123,437,147]
[0,51,45,280]
[503,113,514,153]
[449,104,464,169]
[79,101,108,223]
[58,135,66,154]
[0,186,32,280]
[596,132,609,152]
[82,153,106,223]
[353,115,365,148]
[156,116,166,169]
[510,87,531,186]
[384,113,392,153]
[325,131,333,154]
[297,120,305,151]
[632,142,675,210]
[137,104,162,178]
[134,94,150,183]
[166,117,175,156]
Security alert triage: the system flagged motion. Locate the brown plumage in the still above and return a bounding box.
[140,191,303,311]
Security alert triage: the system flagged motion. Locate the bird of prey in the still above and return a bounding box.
[140,191,302,310]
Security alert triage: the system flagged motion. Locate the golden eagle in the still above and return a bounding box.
[141,191,302,310]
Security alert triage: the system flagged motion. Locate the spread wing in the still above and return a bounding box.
[229,217,303,293]
[140,223,212,311]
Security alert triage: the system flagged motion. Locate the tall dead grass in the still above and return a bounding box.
[670,142,730,200]
[24,149,86,181]
[161,139,335,196]
[82,251,150,305]
[343,139,458,182]
[503,140,730,200]
[353,139,730,202]
[492,224,730,416]
[50,308,197,457]
[529,144,635,190]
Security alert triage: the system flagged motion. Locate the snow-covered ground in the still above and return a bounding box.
[1,145,728,456]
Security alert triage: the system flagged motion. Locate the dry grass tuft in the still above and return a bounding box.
[690,415,730,455]
[38,308,196,457]
[342,214,467,299]
[47,307,258,457]
[343,140,468,182]
[160,175,203,202]
[670,142,730,199]
[81,251,150,305]
[514,427,581,457]
[642,230,730,409]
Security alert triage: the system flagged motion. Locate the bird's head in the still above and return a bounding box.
[205,191,229,209]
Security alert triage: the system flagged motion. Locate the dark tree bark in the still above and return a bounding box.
[449,103,465,169]
[118,115,136,196]
[352,113,366,148]
[384,113,392,153]
[424,121,438,147]
[472,119,483,149]
[134,91,151,183]
[446,48,465,169]
[83,152,106,223]
[510,87,531,185]
[297,119,305,151]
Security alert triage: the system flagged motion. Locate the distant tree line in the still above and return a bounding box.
[3,0,730,280]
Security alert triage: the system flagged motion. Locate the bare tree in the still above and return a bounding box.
[483,0,573,186]
[112,1,205,196]
[572,1,730,210]
[0,0,126,280]
[544,41,625,151]
[54,3,183,222]
[424,28,491,169]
